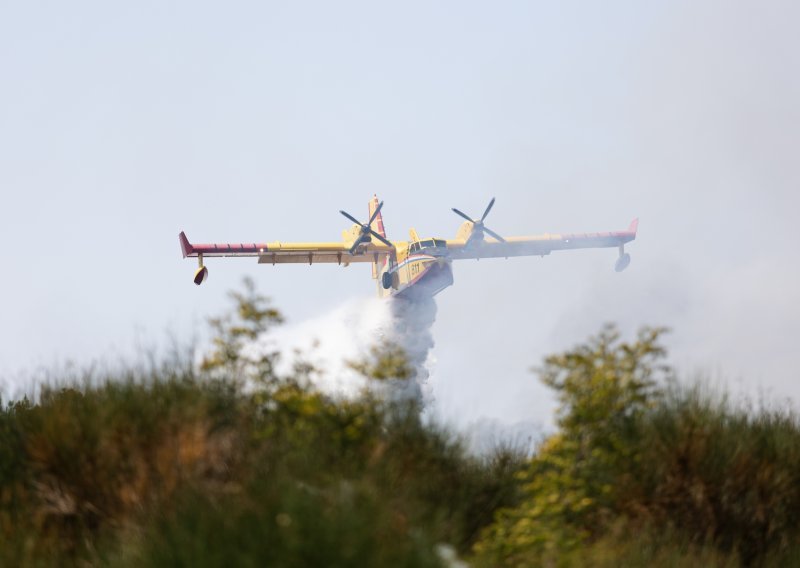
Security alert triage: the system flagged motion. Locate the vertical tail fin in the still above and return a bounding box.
[368,195,386,239]
[369,195,388,279]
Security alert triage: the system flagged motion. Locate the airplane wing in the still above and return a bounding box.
[179,231,390,266]
[445,219,639,260]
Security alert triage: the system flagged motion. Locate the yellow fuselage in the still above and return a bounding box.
[376,238,454,300]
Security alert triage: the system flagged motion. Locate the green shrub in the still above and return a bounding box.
[5,280,798,567]
[626,383,800,564]
[474,326,800,567]
[0,280,525,566]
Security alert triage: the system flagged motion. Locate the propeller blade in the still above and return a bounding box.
[370,230,394,248]
[349,236,364,255]
[481,197,496,222]
[340,210,362,226]
[368,200,384,225]
[483,226,506,243]
[452,208,474,223]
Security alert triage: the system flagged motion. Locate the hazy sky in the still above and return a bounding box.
[2,1,798,428]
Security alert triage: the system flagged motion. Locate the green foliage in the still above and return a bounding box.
[474,326,670,565]
[540,324,668,436]
[348,339,414,381]
[0,375,247,565]
[0,369,524,566]
[201,276,283,380]
[4,280,800,567]
[475,326,800,567]
[625,384,800,565]
[0,279,525,567]
[116,477,445,568]
[565,522,745,567]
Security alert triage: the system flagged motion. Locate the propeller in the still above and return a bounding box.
[340,201,394,255]
[451,197,506,242]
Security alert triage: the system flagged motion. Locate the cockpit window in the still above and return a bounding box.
[411,239,448,252]
[410,239,447,253]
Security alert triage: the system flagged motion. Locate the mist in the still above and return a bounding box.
[264,295,438,404]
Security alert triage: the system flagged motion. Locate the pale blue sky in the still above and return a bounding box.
[1,1,798,427]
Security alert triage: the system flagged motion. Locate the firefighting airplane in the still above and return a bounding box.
[179,196,638,300]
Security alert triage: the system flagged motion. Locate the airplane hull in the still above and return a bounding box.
[395,261,453,300]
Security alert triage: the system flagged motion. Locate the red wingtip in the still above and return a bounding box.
[628,218,639,235]
[178,231,194,258]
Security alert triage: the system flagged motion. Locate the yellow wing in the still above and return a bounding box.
[179,232,392,266]
[445,219,639,260]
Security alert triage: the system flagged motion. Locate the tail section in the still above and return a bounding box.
[178,231,195,258]
[369,195,389,279]
[368,195,386,239]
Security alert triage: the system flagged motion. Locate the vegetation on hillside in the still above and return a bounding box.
[0,281,523,567]
[1,280,798,566]
[473,326,800,567]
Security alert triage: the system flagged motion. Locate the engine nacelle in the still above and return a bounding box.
[194,265,209,285]
[615,253,631,273]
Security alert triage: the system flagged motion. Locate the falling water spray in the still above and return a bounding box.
[265,295,438,406]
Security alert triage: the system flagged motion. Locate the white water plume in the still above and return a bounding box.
[262,296,437,405]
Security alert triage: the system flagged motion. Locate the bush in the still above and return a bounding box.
[5,280,798,567]
[0,280,525,566]
[474,326,800,567]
